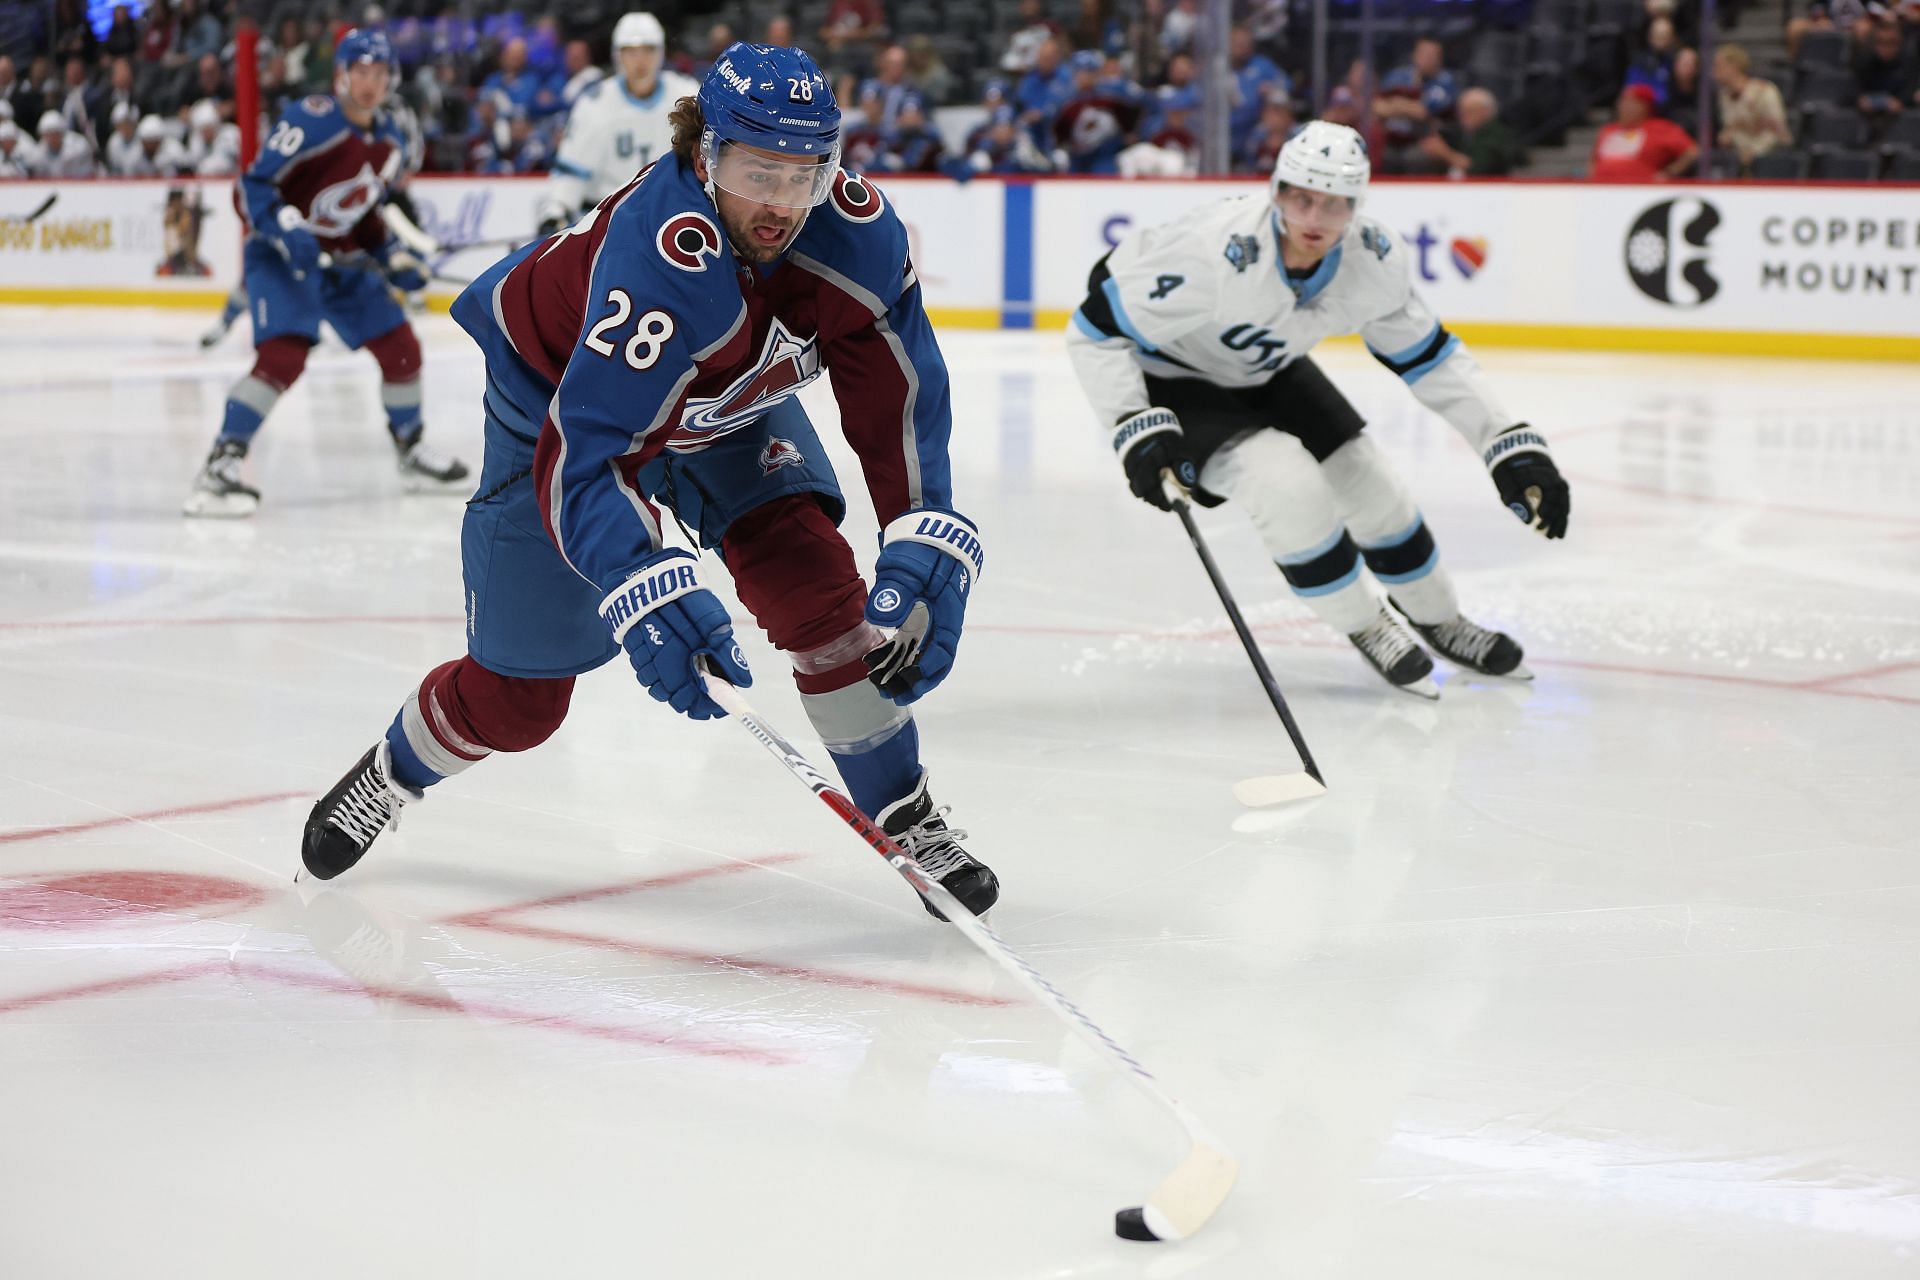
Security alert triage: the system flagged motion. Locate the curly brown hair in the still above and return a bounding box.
[668,96,704,166]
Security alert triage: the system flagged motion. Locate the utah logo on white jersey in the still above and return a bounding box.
[672,318,824,450]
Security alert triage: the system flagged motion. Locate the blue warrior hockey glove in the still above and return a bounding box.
[1113,408,1225,511]
[267,204,323,279]
[600,549,752,721]
[1485,423,1571,540]
[863,509,983,704]
[373,236,429,293]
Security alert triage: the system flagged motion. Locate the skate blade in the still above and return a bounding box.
[1394,675,1441,700]
[400,474,472,495]
[1500,663,1535,681]
[1233,772,1327,808]
[182,491,260,519]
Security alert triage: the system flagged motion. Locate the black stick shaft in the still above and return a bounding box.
[1169,494,1325,784]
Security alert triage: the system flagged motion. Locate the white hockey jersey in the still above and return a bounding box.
[36,130,96,178]
[539,70,699,223]
[1065,193,1515,460]
[107,133,193,177]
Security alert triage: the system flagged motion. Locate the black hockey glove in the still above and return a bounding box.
[1485,424,1570,540]
[1113,409,1224,512]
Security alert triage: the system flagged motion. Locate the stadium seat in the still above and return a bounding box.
[1886,149,1920,180]
[1810,147,1879,180]
[1794,29,1849,72]
[1750,149,1811,179]
[1802,106,1870,148]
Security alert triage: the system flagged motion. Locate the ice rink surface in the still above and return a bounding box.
[2,308,1916,1279]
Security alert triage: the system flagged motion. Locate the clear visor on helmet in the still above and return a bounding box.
[704,136,840,210]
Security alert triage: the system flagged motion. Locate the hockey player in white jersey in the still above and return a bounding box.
[1065,121,1571,696]
[534,11,697,236]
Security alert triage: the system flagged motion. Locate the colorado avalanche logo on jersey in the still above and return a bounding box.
[305,161,384,237]
[672,317,824,449]
[759,437,805,473]
[657,211,722,272]
[829,171,884,224]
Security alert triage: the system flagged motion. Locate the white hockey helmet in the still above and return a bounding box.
[1271,121,1370,207]
[136,114,166,141]
[613,11,666,49]
[38,109,66,136]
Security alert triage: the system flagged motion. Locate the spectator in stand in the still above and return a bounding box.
[1853,20,1917,127]
[0,120,41,177]
[175,0,224,67]
[1052,48,1140,173]
[103,100,141,173]
[3,57,47,131]
[482,38,562,121]
[842,83,888,171]
[51,0,99,65]
[1017,36,1069,146]
[962,103,1053,173]
[1624,17,1680,108]
[89,57,138,144]
[687,22,734,79]
[175,52,230,117]
[1161,50,1197,97]
[526,15,564,78]
[102,5,141,61]
[1227,24,1288,155]
[1320,83,1364,130]
[1373,35,1456,169]
[764,16,795,46]
[557,40,603,109]
[1667,47,1702,134]
[1069,0,1126,57]
[1160,0,1200,56]
[877,91,945,172]
[1590,83,1698,179]
[821,0,889,74]
[34,109,97,176]
[121,114,191,175]
[1419,86,1526,176]
[905,35,955,105]
[1241,95,1297,173]
[1141,84,1201,171]
[54,57,93,138]
[1713,44,1790,169]
[859,44,915,129]
[499,109,552,174]
[140,0,176,66]
[1787,0,1874,61]
[465,95,509,170]
[1002,0,1064,72]
[186,97,240,175]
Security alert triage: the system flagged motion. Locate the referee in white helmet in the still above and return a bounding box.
[536,12,700,234]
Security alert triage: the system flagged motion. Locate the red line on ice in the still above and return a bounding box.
[0,792,309,846]
[446,854,809,925]
[467,916,1015,1009]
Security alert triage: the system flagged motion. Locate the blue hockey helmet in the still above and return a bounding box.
[334,28,395,71]
[697,42,841,209]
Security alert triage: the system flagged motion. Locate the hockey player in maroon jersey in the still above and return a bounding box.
[183,28,468,517]
[302,44,999,920]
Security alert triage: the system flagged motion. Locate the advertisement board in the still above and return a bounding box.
[4,175,1917,359]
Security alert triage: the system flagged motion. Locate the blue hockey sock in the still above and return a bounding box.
[827,716,923,818]
[384,714,445,791]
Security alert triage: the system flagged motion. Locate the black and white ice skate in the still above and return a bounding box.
[877,772,999,921]
[197,311,235,350]
[1394,602,1531,680]
[182,440,261,518]
[1347,609,1439,699]
[393,435,471,492]
[301,742,422,881]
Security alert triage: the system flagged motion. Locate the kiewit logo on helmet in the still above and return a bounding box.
[1625,198,1721,308]
[716,60,752,95]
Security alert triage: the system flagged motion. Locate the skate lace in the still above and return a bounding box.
[895,807,974,881]
[206,448,246,486]
[1352,615,1419,667]
[327,766,396,848]
[1428,616,1497,665]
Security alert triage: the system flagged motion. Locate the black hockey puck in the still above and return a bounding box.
[1114,1207,1160,1241]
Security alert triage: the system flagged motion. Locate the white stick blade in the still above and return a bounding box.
[1116,1141,1240,1242]
[1233,773,1327,808]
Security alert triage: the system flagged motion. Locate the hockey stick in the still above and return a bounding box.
[4,193,57,224]
[1161,472,1327,807]
[697,661,1238,1243]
